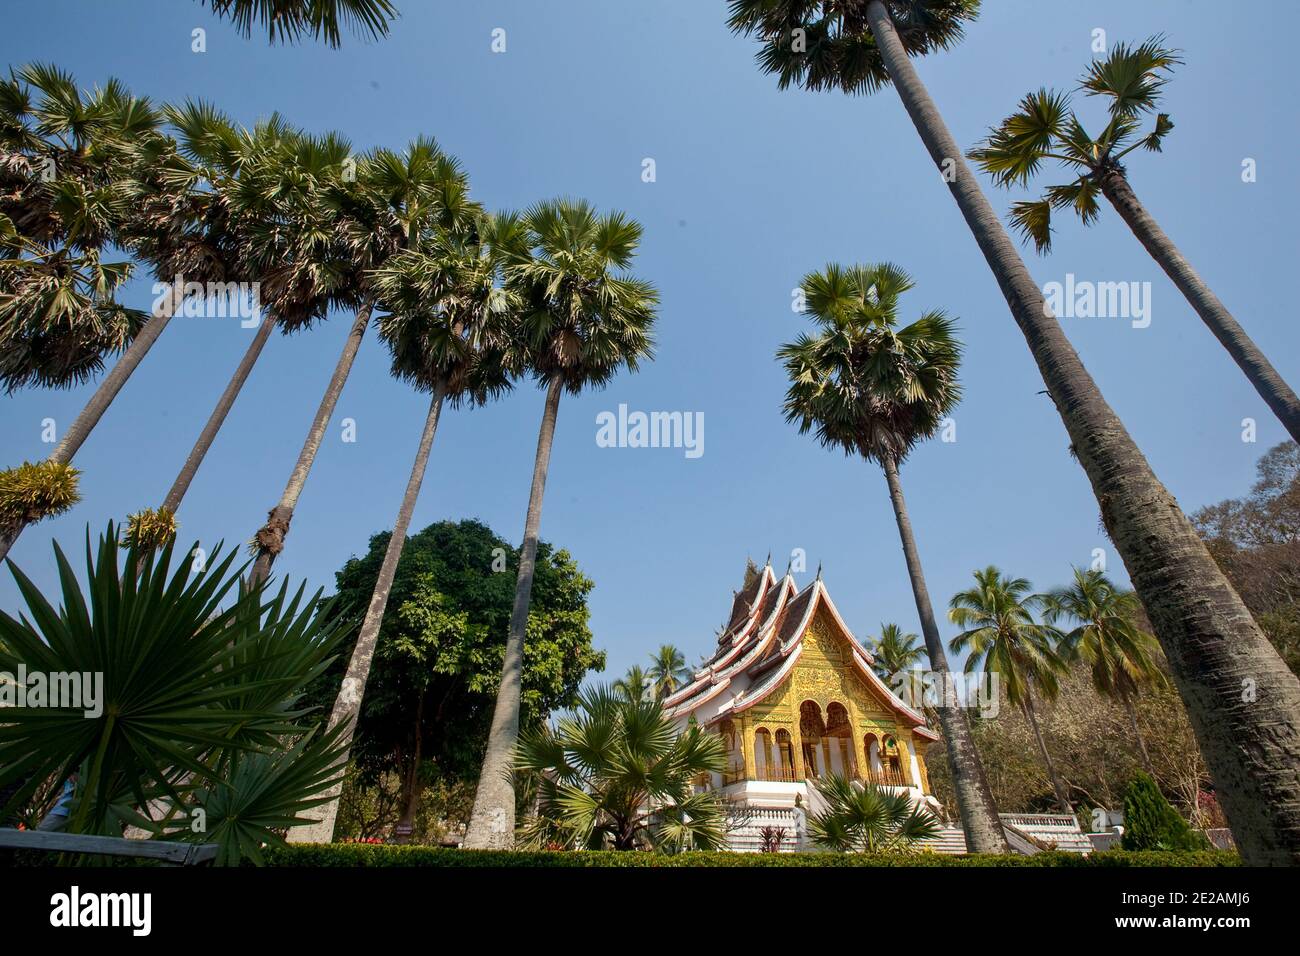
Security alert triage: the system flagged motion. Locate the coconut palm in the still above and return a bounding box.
[613,664,652,704]
[968,38,1300,444]
[1040,568,1166,775]
[728,0,1300,864]
[808,774,942,852]
[199,0,397,47]
[288,207,526,843]
[0,66,185,564]
[245,138,465,586]
[868,623,926,682]
[948,566,1072,815]
[514,684,727,851]
[778,260,1006,853]
[464,198,658,849]
[123,111,357,550]
[647,643,691,699]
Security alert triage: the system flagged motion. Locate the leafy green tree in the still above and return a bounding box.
[297,519,604,837]
[1193,441,1300,678]
[0,524,348,865]
[778,260,1006,853]
[868,623,926,681]
[809,774,941,852]
[727,0,1300,864]
[969,39,1300,444]
[1121,772,1209,852]
[647,644,691,699]
[515,685,727,851]
[199,0,397,47]
[1041,569,1166,775]
[466,199,658,849]
[948,567,1072,815]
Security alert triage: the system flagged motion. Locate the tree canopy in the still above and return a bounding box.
[302,519,605,786]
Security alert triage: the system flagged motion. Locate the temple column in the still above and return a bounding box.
[792,719,807,781]
[740,715,755,781]
[850,716,868,782]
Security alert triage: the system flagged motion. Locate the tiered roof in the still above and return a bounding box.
[664,561,937,741]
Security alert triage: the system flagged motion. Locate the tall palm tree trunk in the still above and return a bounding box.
[882,456,1008,853]
[248,305,370,587]
[464,374,563,850]
[0,279,183,564]
[160,313,276,515]
[1098,168,1300,443]
[866,0,1300,864]
[1121,689,1156,777]
[1021,693,1073,815]
[288,383,446,844]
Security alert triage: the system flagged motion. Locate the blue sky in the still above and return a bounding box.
[3,0,1297,681]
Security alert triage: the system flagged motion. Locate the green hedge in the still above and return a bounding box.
[258,844,1239,868]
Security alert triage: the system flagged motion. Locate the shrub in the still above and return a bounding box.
[1121,773,1210,851]
[251,844,1238,868]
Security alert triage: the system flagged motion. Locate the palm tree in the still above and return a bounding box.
[199,0,397,47]
[868,623,926,682]
[125,110,348,549]
[808,774,942,852]
[728,0,1300,864]
[1040,568,1166,776]
[0,65,188,564]
[968,38,1300,444]
[613,664,652,704]
[514,685,727,851]
[288,206,525,843]
[779,261,1006,853]
[948,566,1072,815]
[647,643,691,699]
[464,198,658,849]
[244,138,460,586]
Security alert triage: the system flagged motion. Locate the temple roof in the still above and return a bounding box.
[665,562,938,742]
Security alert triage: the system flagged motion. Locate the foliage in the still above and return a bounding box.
[778,262,963,467]
[122,506,177,551]
[199,0,397,48]
[1193,441,1300,677]
[726,0,982,96]
[646,644,691,699]
[507,198,658,394]
[809,775,941,852]
[612,664,651,703]
[926,662,1210,820]
[301,520,604,790]
[0,64,155,391]
[514,685,727,852]
[968,37,1181,252]
[250,845,1239,867]
[0,524,350,865]
[0,460,81,532]
[868,623,926,681]
[1121,773,1210,852]
[948,566,1064,709]
[1041,569,1165,702]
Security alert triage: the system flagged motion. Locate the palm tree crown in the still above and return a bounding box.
[200,0,397,48]
[647,644,691,699]
[779,262,962,466]
[509,198,657,394]
[967,37,1180,252]
[1040,568,1165,701]
[948,566,1062,709]
[868,622,926,680]
[726,0,980,95]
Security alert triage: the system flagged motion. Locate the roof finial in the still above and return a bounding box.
[815,561,823,581]
[764,551,772,567]
[784,554,793,576]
